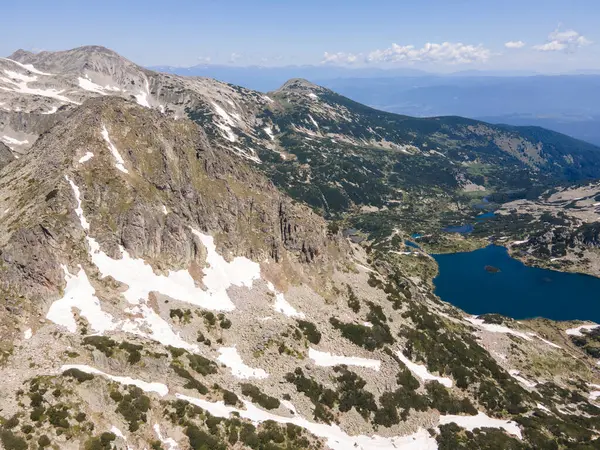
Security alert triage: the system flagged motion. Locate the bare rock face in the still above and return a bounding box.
[0,141,14,167]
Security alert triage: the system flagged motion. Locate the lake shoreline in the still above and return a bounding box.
[432,244,600,323]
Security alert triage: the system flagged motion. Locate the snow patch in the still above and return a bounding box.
[232,145,260,163]
[537,403,551,412]
[466,316,533,341]
[134,78,151,108]
[176,393,438,450]
[86,227,259,313]
[101,125,129,173]
[509,370,537,388]
[78,76,109,95]
[61,364,168,396]
[110,426,125,439]
[120,302,198,352]
[216,123,237,142]
[566,324,600,336]
[4,70,37,83]
[218,347,269,379]
[41,106,58,114]
[589,384,600,401]
[439,412,522,439]
[1,136,29,146]
[24,328,32,340]
[78,152,94,163]
[61,179,199,351]
[527,333,562,349]
[46,264,117,334]
[211,102,236,126]
[308,92,318,100]
[396,351,453,387]
[308,114,319,129]
[65,175,90,230]
[153,424,179,450]
[267,282,305,318]
[162,205,168,215]
[355,263,374,273]
[264,126,275,141]
[0,58,53,75]
[308,348,381,371]
[0,69,75,103]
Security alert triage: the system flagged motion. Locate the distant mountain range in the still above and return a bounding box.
[317,75,600,146]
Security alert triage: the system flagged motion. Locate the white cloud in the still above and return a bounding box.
[321,51,359,65]
[533,27,592,52]
[322,42,491,66]
[197,56,211,64]
[366,42,491,65]
[505,41,526,49]
[229,52,243,63]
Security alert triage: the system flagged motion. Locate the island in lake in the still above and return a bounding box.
[485,265,501,273]
[433,245,600,322]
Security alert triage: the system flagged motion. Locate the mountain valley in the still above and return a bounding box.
[0,46,600,449]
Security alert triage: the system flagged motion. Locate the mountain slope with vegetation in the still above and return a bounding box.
[0,46,599,449]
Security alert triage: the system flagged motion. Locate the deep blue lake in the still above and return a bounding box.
[405,240,420,249]
[476,211,496,220]
[433,245,600,322]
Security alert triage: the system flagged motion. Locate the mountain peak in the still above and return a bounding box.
[6,45,140,75]
[277,78,321,92]
[7,48,34,61]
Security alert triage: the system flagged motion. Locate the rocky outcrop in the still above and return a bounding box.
[0,141,14,167]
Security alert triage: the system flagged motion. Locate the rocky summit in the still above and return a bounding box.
[0,46,600,450]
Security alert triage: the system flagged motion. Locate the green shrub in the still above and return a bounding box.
[346,285,360,312]
[334,366,377,419]
[239,423,259,448]
[223,390,239,406]
[3,415,19,429]
[201,311,217,327]
[285,368,337,409]
[0,429,27,450]
[296,320,321,344]
[396,368,420,390]
[47,404,70,428]
[187,354,218,376]
[329,317,393,350]
[30,407,44,422]
[114,387,150,432]
[167,346,186,358]
[62,368,94,382]
[185,424,226,450]
[37,435,51,447]
[171,364,208,394]
[83,336,117,357]
[119,341,143,364]
[84,432,116,450]
[240,384,280,410]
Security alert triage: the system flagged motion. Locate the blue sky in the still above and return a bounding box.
[2,0,599,72]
